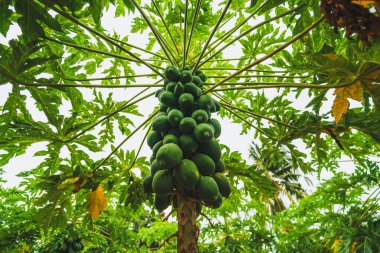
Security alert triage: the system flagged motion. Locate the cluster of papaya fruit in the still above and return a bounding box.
[143,65,231,212]
[56,236,84,253]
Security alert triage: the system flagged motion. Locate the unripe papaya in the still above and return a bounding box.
[175,159,200,190]
[196,176,219,202]
[156,143,183,169]
[165,65,180,82]
[152,170,174,195]
[143,175,154,193]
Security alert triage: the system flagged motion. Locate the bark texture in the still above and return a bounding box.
[177,194,199,253]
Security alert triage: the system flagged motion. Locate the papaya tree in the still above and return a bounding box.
[0,0,379,252]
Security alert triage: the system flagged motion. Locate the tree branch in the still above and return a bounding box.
[209,80,356,90]
[42,1,165,77]
[183,0,189,68]
[220,102,296,129]
[219,100,277,141]
[192,0,233,72]
[205,0,269,56]
[152,0,180,55]
[92,110,159,173]
[16,81,164,89]
[130,0,177,66]
[201,67,288,73]
[198,5,305,69]
[46,37,140,64]
[107,36,168,60]
[159,231,178,249]
[162,209,176,222]
[185,0,203,61]
[204,15,326,93]
[156,28,180,65]
[120,124,152,178]
[205,81,312,86]
[208,74,310,79]
[199,212,215,228]
[65,88,157,142]
[62,74,157,82]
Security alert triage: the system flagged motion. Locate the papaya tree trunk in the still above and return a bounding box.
[177,194,199,253]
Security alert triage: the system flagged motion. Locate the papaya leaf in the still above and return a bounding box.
[0,0,13,36]
[88,0,105,26]
[74,134,102,152]
[249,0,258,8]
[14,0,63,41]
[122,0,136,13]
[357,62,380,111]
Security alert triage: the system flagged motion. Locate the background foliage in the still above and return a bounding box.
[0,0,379,252]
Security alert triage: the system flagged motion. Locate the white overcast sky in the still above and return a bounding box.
[0,1,359,197]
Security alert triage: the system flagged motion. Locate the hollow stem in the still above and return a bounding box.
[65,87,157,143]
[118,125,152,180]
[92,110,159,173]
[188,14,237,63]
[220,103,276,141]
[220,102,296,129]
[208,75,310,79]
[192,0,233,72]
[185,0,203,61]
[198,5,305,69]
[16,81,163,89]
[201,67,288,73]
[209,80,355,91]
[152,0,180,55]
[130,0,176,65]
[143,58,169,63]
[107,36,167,60]
[205,81,312,86]
[62,74,157,82]
[46,37,139,63]
[205,15,326,93]
[205,0,268,56]
[43,2,164,77]
[206,56,257,62]
[156,31,179,66]
[183,0,189,68]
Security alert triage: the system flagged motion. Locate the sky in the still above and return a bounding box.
[0,1,360,199]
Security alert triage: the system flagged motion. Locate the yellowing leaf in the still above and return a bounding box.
[367,68,380,80]
[332,82,363,123]
[350,241,358,252]
[89,184,107,219]
[331,237,342,253]
[57,177,80,190]
[20,245,30,253]
[352,0,380,14]
[333,92,349,123]
[324,54,338,61]
[73,177,84,193]
[352,1,376,7]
